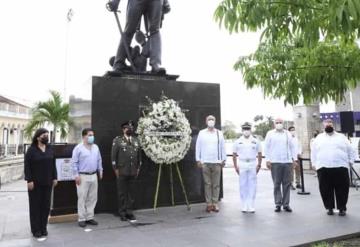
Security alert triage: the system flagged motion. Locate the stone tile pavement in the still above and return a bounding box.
[1,168,360,247]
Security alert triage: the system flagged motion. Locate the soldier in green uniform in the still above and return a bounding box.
[111,120,141,222]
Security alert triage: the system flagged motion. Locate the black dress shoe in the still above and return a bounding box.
[290,185,296,190]
[283,206,293,212]
[33,231,42,238]
[120,215,128,221]
[327,209,334,215]
[274,206,281,212]
[86,219,98,225]
[339,210,346,216]
[41,230,48,236]
[296,184,301,189]
[126,214,136,221]
[78,221,86,227]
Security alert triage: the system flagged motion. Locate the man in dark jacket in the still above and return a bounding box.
[111,121,141,221]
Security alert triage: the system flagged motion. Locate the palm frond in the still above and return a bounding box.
[25,90,72,142]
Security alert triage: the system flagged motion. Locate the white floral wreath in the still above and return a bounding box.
[137,95,192,165]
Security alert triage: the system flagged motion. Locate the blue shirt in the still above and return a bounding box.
[72,143,103,176]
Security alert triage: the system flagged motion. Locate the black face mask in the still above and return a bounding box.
[325,126,334,133]
[40,136,49,144]
[125,129,133,136]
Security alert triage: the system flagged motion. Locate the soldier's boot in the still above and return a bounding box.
[151,64,166,75]
[113,61,132,72]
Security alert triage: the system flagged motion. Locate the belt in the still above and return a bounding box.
[79,171,97,175]
[239,159,256,162]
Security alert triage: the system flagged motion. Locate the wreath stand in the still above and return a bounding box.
[153,163,191,211]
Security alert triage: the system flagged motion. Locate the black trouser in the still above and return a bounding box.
[28,185,52,235]
[317,167,349,211]
[116,175,135,216]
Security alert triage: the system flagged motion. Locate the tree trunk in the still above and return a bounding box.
[52,125,57,143]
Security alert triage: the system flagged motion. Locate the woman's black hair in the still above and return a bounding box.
[288,126,295,131]
[31,128,49,146]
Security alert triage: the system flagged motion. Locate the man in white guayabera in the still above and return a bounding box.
[311,118,355,216]
[232,122,262,213]
[264,118,297,213]
[196,115,226,213]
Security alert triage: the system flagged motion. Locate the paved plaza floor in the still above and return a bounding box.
[1,168,360,247]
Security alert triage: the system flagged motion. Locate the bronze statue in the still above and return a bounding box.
[107,0,170,74]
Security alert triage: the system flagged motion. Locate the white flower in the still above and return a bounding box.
[137,96,191,165]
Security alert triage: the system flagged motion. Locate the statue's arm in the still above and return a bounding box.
[163,0,171,14]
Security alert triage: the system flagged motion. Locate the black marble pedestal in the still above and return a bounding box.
[92,75,222,212]
[50,144,77,216]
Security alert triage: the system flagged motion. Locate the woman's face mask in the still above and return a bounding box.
[41,136,49,144]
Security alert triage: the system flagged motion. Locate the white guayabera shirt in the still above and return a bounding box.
[195,128,226,164]
[264,129,297,163]
[311,132,356,170]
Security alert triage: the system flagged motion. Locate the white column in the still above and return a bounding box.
[13,129,18,156]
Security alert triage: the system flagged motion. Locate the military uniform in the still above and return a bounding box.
[232,122,262,212]
[111,135,141,218]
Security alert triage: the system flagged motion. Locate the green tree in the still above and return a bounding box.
[253,116,273,138]
[25,91,72,143]
[222,120,238,139]
[214,0,360,105]
[253,115,264,122]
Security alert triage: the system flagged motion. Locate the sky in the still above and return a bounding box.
[0,0,334,127]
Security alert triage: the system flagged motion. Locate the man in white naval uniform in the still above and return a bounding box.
[232,122,262,213]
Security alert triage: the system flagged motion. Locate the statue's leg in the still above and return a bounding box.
[113,0,144,71]
[146,0,163,71]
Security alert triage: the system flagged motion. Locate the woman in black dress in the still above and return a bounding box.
[24,128,57,238]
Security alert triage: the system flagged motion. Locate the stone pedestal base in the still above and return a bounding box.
[92,75,222,212]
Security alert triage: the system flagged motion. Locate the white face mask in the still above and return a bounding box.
[207,120,215,128]
[290,130,296,136]
[243,130,251,137]
[275,123,283,130]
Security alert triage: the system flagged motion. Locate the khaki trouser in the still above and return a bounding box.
[202,163,222,205]
[76,174,98,222]
[291,164,301,185]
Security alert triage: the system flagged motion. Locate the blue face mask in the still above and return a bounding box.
[87,136,95,144]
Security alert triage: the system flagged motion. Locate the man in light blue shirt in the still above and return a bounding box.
[72,128,103,227]
[196,115,226,213]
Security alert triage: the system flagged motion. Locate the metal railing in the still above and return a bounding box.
[0,144,26,158]
[227,154,360,195]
